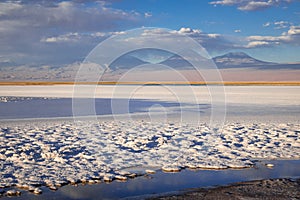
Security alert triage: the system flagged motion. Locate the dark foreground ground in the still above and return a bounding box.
[148,178,300,200]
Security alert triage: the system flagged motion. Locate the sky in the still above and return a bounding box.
[0,0,300,70]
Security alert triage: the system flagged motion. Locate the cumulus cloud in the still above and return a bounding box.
[209,0,294,11]
[142,27,235,52]
[0,1,140,33]
[274,21,291,29]
[263,21,292,29]
[174,27,202,36]
[41,31,126,43]
[287,25,300,35]
[41,33,82,43]
[245,41,271,48]
[245,25,300,48]
[0,0,143,66]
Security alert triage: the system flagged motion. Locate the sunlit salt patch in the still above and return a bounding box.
[145,169,156,174]
[161,165,181,172]
[0,96,57,103]
[6,189,21,196]
[265,163,274,168]
[0,120,299,195]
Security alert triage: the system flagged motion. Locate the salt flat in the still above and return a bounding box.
[0,85,300,105]
[0,85,299,123]
[0,85,299,197]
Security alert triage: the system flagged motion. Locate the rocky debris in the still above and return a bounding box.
[148,178,300,200]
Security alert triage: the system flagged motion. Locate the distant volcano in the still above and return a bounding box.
[213,52,273,68]
[158,51,300,70]
[213,52,300,70]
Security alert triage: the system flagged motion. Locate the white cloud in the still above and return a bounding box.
[110,31,126,35]
[41,33,81,43]
[209,0,295,11]
[239,1,272,11]
[41,30,127,43]
[234,29,241,33]
[274,21,291,29]
[91,32,106,38]
[245,25,300,48]
[142,27,235,51]
[247,35,289,42]
[178,27,193,33]
[0,1,143,65]
[263,21,292,29]
[177,27,202,35]
[173,28,206,37]
[207,33,221,38]
[144,12,152,18]
[287,26,300,35]
[245,41,270,48]
[0,1,140,34]
[47,26,298,52]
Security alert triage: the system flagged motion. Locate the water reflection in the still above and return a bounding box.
[10,160,300,200]
[0,98,209,120]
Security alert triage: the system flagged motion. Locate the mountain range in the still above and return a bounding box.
[110,51,300,70]
[1,51,299,70]
[0,51,299,82]
[212,52,300,69]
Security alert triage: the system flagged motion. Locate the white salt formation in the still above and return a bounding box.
[0,96,56,103]
[0,120,299,197]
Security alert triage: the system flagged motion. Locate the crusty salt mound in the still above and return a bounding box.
[0,120,299,196]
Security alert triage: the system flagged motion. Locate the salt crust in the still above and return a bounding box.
[0,120,299,196]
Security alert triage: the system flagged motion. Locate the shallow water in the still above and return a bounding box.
[1,85,300,123]
[0,98,188,119]
[2,160,299,200]
[0,97,299,124]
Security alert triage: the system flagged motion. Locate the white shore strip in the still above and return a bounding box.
[0,85,300,105]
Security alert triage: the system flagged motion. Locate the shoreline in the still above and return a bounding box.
[1,159,299,199]
[0,81,300,86]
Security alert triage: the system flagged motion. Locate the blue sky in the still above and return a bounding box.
[114,0,300,62]
[0,0,299,68]
[119,0,298,35]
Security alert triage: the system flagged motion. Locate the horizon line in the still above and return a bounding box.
[0,81,300,86]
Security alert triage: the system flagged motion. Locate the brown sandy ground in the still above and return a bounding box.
[148,178,300,200]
